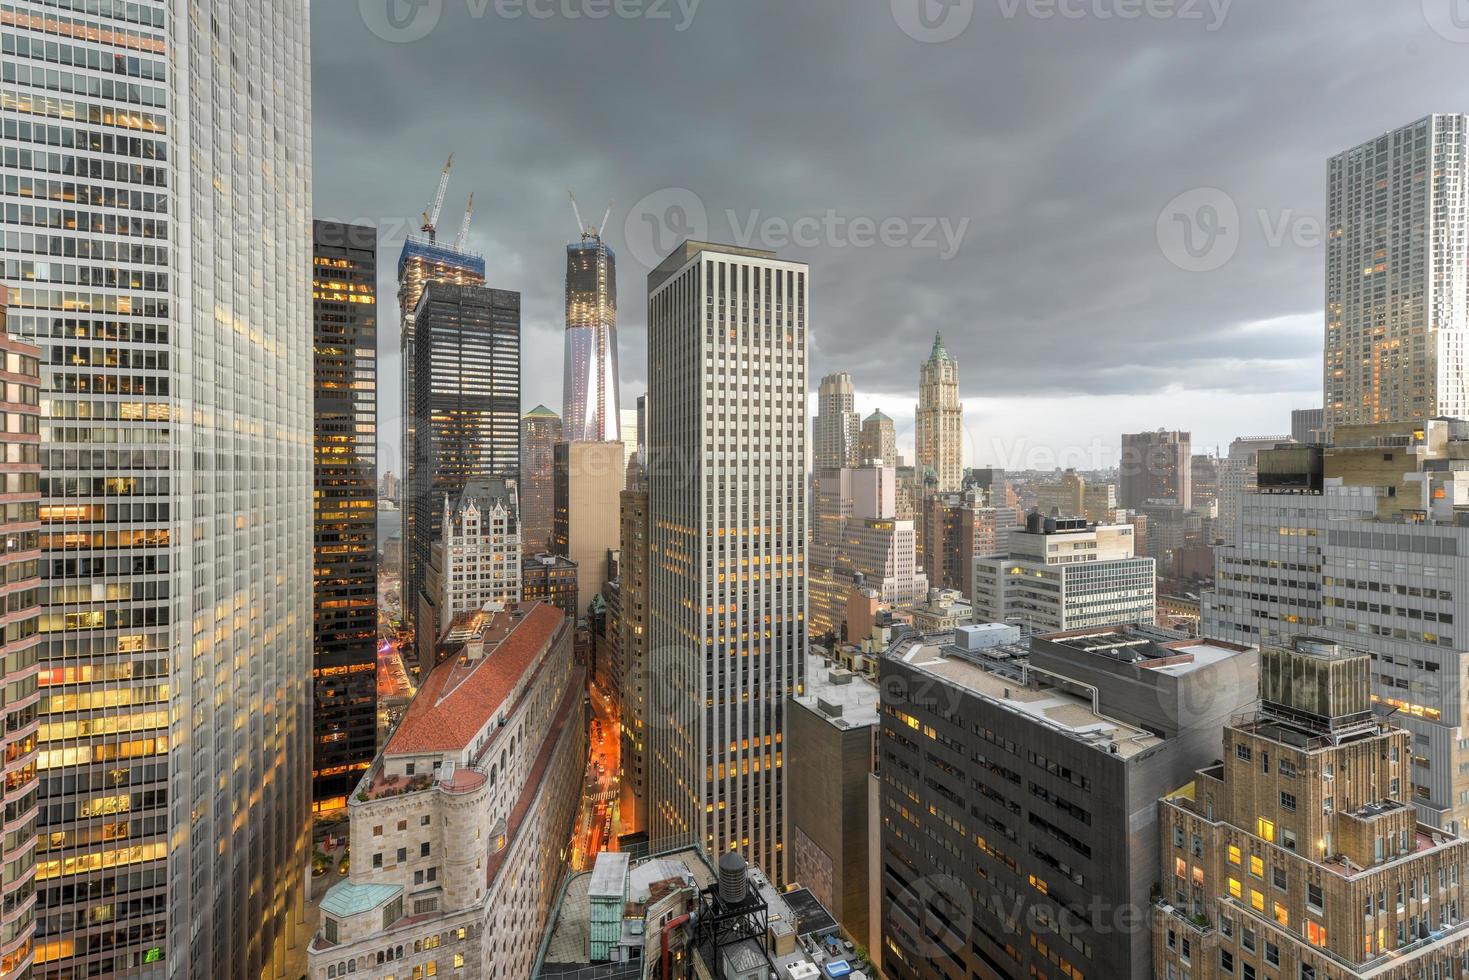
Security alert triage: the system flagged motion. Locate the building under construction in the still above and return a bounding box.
[399,155,486,645]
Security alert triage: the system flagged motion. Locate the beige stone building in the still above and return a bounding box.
[308,603,585,980]
[859,409,898,466]
[1156,636,1469,980]
[553,440,626,618]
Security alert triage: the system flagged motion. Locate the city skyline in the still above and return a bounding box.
[307,4,1469,474]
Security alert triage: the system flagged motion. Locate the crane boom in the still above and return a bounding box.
[598,201,614,239]
[422,153,454,241]
[453,193,475,250]
[568,189,587,238]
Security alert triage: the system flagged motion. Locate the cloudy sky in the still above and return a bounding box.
[313,0,1469,476]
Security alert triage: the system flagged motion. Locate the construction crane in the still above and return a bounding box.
[420,153,453,242]
[452,193,475,251]
[567,189,614,241]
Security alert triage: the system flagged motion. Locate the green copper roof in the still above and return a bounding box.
[320,881,402,920]
[865,409,892,423]
[524,404,560,420]
[929,332,954,363]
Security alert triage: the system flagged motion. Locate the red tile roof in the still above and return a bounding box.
[384,602,566,757]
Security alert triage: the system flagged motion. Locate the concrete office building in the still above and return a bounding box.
[1120,429,1192,510]
[915,335,963,492]
[809,467,927,639]
[419,479,522,660]
[0,301,40,980]
[1156,636,1469,980]
[814,372,860,471]
[1291,407,1324,445]
[553,441,626,621]
[4,4,314,976]
[312,221,380,815]
[1325,115,1469,430]
[787,655,880,952]
[307,603,584,980]
[878,624,1257,980]
[973,514,1155,632]
[1205,426,1469,832]
[921,488,1009,599]
[1215,434,1293,543]
[522,554,580,619]
[520,406,563,554]
[859,410,898,467]
[907,588,974,633]
[407,283,520,667]
[646,242,808,876]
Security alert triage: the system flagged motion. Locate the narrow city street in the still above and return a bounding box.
[570,678,621,870]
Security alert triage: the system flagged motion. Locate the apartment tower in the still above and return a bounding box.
[646,242,808,878]
[1325,115,1469,430]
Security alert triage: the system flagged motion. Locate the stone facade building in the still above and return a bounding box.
[308,603,585,980]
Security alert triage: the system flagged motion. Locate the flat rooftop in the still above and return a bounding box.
[794,654,880,730]
[1037,626,1251,678]
[890,632,1163,759]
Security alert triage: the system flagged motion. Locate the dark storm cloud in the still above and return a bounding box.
[311,0,1468,466]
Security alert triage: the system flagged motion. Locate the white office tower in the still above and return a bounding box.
[813,372,859,470]
[1,3,312,978]
[646,242,808,880]
[1325,114,1469,429]
[972,514,1155,632]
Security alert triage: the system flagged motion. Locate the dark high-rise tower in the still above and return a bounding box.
[520,405,562,553]
[563,230,621,442]
[311,221,379,815]
[408,283,521,667]
[1119,429,1193,510]
[398,237,485,645]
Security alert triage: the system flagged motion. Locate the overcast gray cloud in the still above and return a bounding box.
[312,0,1468,474]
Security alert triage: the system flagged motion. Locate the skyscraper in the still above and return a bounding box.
[646,242,808,878]
[398,236,486,637]
[1325,115,1469,430]
[813,372,859,470]
[408,283,521,668]
[915,333,963,492]
[0,291,40,980]
[311,221,380,816]
[859,408,897,466]
[520,405,563,554]
[563,231,621,443]
[3,4,313,977]
[1119,429,1192,510]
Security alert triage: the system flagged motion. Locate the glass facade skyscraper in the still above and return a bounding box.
[311,222,378,817]
[562,235,620,443]
[406,283,520,668]
[396,238,484,641]
[0,2,312,977]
